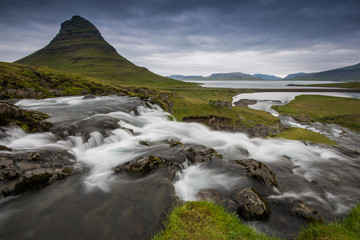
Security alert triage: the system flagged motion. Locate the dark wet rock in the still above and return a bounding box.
[14,173,52,194]
[169,140,184,147]
[0,150,76,197]
[233,99,257,107]
[289,198,324,223]
[139,141,150,146]
[115,155,182,180]
[222,198,239,213]
[185,145,223,164]
[229,159,278,187]
[196,188,222,202]
[0,102,52,132]
[83,94,96,99]
[233,187,271,220]
[0,145,12,151]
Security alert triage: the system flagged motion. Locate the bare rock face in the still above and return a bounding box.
[229,159,278,187]
[233,187,271,220]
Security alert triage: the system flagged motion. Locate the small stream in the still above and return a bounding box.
[1,95,360,239]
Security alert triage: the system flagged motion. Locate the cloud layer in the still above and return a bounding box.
[1,0,360,77]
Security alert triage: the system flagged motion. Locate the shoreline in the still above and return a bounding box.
[250,88,360,92]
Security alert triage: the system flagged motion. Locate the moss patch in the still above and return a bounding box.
[274,127,337,145]
[14,173,52,194]
[153,201,279,240]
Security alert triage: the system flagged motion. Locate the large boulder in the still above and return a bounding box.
[229,159,278,187]
[233,187,271,220]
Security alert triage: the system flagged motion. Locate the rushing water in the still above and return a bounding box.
[1,96,360,239]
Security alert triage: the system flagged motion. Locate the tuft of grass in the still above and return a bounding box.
[273,95,360,132]
[153,201,280,240]
[297,203,360,240]
[274,127,337,145]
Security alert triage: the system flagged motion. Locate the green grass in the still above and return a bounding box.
[296,82,360,89]
[297,203,360,240]
[273,95,360,132]
[153,201,360,240]
[274,127,337,145]
[153,201,279,240]
[0,61,124,99]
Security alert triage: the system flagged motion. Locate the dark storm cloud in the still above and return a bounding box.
[1,0,360,76]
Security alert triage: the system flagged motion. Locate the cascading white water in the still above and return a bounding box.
[1,95,359,239]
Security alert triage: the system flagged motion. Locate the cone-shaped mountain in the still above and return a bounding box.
[17,16,182,86]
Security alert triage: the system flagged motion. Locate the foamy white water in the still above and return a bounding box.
[0,96,360,240]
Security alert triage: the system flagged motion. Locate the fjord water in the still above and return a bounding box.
[1,96,360,239]
[184,80,340,89]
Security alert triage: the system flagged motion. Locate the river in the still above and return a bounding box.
[0,95,360,239]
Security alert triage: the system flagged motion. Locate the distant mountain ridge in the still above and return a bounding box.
[169,72,284,80]
[291,63,360,80]
[16,15,185,87]
[253,74,282,80]
[284,73,308,79]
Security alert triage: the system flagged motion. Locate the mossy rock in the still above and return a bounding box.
[14,173,52,194]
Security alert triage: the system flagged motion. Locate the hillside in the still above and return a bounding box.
[292,63,360,80]
[16,16,189,87]
[0,62,123,99]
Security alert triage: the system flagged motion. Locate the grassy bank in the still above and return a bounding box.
[302,81,360,89]
[153,201,360,240]
[273,95,360,132]
[153,201,279,240]
[297,203,360,240]
[274,127,337,145]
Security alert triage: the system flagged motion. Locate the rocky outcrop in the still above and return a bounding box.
[0,102,52,132]
[229,159,278,187]
[0,150,76,197]
[114,144,224,180]
[234,187,271,220]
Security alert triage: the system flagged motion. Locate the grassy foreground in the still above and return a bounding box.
[273,95,360,132]
[153,201,279,240]
[297,202,360,240]
[153,201,360,240]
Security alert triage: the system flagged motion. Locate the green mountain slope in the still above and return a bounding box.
[0,62,124,99]
[16,16,189,87]
[292,63,360,80]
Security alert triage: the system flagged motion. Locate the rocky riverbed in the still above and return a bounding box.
[1,95,359,239]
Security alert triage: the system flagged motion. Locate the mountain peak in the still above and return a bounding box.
[50,15,104,43]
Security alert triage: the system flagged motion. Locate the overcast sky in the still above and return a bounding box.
[1,0,360,77]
